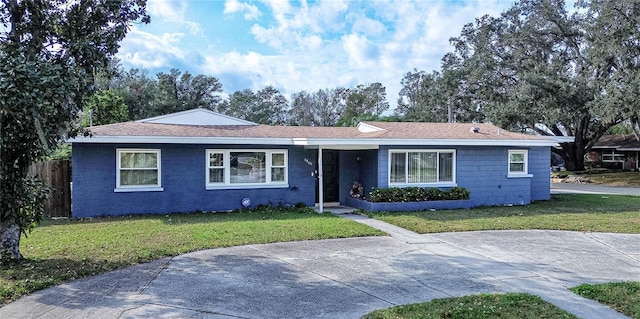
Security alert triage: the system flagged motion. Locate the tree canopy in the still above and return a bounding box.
[336,83,389,126]
[0,0,149,259]
[92,64,225,121]
[397,0,640,170]
[288,88,347,126]
[155,69,223,115]
[218,86,288,125]
[81,89,129,127]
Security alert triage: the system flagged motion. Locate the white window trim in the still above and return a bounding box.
[206,149,289,189]
[388,149,457,187]
[508,149,532,178]
[601,150,625,162]
[115,148,163,192]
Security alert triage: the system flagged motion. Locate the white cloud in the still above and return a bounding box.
[120,0,517,112]
[341,33,379,69]
[306,0,349,32]
[147,0,203,36]
[118,27,186,69]
[349,13,386,36]
[200,49,354,95]
[148,0,186,21]
[250,24,283,49]
[224,0,261,20]
[249,0,349,52]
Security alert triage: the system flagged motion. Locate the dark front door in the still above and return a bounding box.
[316,150,340,203]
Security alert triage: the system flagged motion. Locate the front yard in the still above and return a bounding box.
[363,194,640,234]
[0,207,383,305]
[2,194,640,317]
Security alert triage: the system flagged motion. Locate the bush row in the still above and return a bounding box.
[368,186,470,203]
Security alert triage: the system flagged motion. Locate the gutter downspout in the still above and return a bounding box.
[318,146,324,213]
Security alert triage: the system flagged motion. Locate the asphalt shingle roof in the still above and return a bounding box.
[593,134,640,149]
[88,121,547,141]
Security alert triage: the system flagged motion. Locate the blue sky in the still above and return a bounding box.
[117,0,514,110]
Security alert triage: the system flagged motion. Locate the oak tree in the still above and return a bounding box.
[418,0,640,170]
[0,0,149,259]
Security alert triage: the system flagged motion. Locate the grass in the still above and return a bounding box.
[363,194,640,234]
[361,293,577,319]
[0,207,383,305]
[572,282,640,319]
[552,170,640,187]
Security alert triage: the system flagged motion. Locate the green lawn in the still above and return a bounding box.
[363,194,640,234]
[362,293,577,319]
[552,170,640,187]
[0,207,383,305]
[572,282,640,319]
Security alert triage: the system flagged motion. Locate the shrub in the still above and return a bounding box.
[448,186,470,200]
[426,188,444,201]
[368,186,470,203]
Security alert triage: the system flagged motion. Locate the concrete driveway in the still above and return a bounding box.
[1,215,639,319]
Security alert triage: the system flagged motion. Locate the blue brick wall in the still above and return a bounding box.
[373,145,550,207]
[72,143,317,217]
[456,147,530,206]
[73,143,551,217]
[338,151,359,202]
[377,147,389,188]
[359,149,378,198]
[529,147,551,201]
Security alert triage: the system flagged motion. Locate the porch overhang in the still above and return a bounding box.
[292,138,558,147]
[302,144,379,150]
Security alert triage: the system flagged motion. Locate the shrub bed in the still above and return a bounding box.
[368,186,470,203]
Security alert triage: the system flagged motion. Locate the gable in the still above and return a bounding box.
[137,109,256,126]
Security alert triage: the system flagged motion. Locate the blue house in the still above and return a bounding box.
[70,109,561,217]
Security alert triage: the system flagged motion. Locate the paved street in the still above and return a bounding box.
[551,182,640,195]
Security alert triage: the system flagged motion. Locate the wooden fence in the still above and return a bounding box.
[28,160,71,218]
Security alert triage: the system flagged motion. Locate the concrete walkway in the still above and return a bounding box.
[1,214,639,319]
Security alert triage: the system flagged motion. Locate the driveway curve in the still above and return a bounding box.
[1,216,639,319]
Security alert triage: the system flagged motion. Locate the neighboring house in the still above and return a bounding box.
[70,109,561,218]
[587,134,640,170]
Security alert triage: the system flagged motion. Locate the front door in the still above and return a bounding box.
[316,150,340,203]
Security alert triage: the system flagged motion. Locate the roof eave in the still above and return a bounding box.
[69,136,294,145]
[71,136,557,147]
[297,138,557,147]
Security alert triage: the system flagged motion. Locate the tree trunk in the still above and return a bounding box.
[564,154,586,171]
[553,142,587,171]
[0,221,23,260]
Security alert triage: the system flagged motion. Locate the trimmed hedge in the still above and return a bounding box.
[368,186,470,203]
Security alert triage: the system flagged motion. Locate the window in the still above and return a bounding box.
[389,150,455,185]
[208,152,224,183]
[271,153,286,182]
[206,149,288,188]
[508,150,529,176]
[601,150,625,162]
[116,149,162,191]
